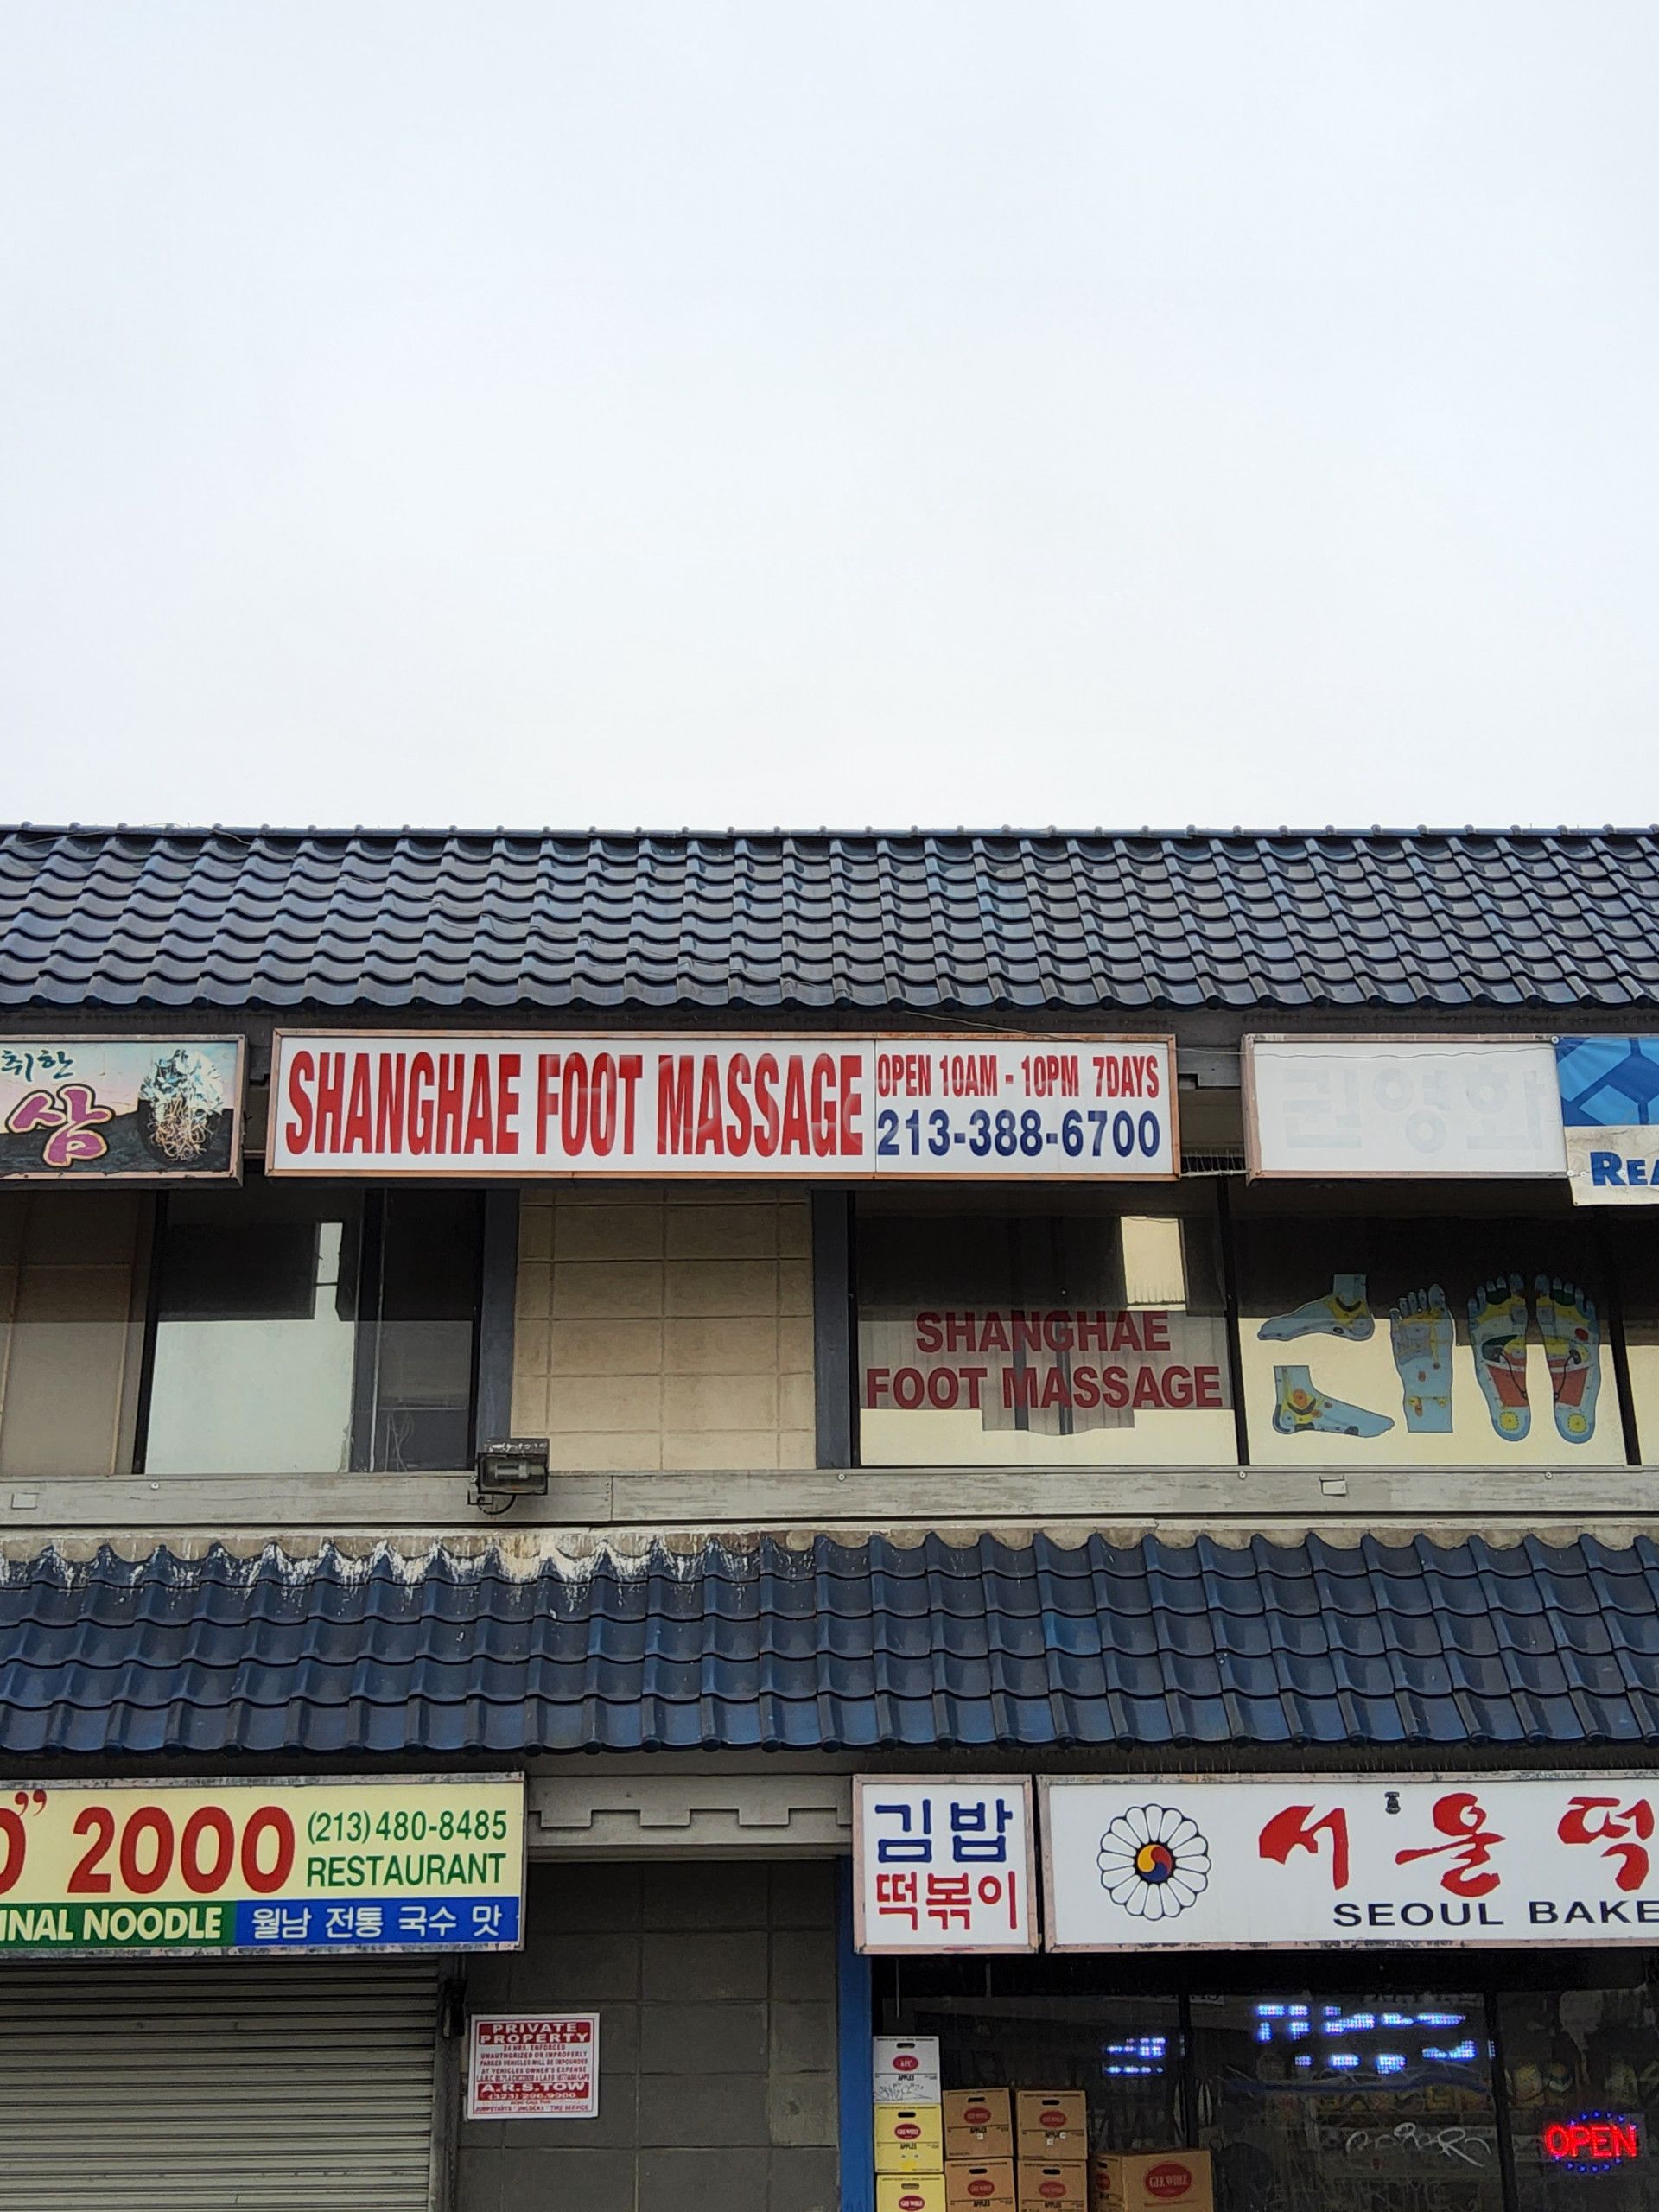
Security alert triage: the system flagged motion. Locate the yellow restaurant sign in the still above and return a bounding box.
[0,1775,524,1956]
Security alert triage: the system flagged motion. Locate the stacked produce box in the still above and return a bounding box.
[874,2037,945,2212]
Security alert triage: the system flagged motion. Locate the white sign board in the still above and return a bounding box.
[466,2014,599,2119]
[1042,1774,1659,1950]
[855,1777,1037,1952]
[267,1033,1176,1179]
[1245,1036,1566,1178]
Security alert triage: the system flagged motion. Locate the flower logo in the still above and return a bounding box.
[1096,1803,1211,1919]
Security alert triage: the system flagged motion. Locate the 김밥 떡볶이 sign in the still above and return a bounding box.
[1042,1775,1659,1950]
[266,1034,1176,1179]
[855,1777,1038,1953]
[0,1777,524,1957]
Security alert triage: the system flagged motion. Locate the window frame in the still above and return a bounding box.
[132,1181,489,1476]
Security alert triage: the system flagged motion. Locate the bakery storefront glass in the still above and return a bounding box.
[871,1953,1659,2212]
[855,1186,1236,1467]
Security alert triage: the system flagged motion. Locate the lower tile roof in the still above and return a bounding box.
[3,1532,1657,1759]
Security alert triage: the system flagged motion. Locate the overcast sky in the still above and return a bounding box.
[3,3,1656,832]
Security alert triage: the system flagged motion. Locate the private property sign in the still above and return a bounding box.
[0,1777,524,1957]
[1041,1775,1659,1950]
[267,1033,1176,1179]
[466,2015,601,2120]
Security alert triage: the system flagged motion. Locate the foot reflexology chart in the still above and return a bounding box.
[1259,1270,1602,1452]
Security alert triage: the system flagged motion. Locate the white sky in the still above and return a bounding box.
[3,3,1656,832]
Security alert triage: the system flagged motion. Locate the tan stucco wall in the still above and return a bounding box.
[512,1184,816,1470]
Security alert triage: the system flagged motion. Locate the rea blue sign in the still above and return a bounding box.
[1555,1038,1659,1205]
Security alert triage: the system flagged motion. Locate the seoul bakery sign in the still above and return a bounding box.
[267,1033,1175,1179]
[1041,1776,1659,1950]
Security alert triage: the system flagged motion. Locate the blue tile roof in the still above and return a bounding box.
[4,1532,1658,1758]
[3,826,1659,1013]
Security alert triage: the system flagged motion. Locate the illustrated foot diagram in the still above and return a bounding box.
[1389,1285,1453,1433]
[1258,1274,1374,1343]
[1469,1275,1530,1440]
[1535,1276,1601,1444]
[1271,1363,1394,1439]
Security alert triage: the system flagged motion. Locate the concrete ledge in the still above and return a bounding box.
[2,1462,1656,1537]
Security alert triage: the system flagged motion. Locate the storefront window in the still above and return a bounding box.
[1603,1220,1659,1469]
[1502,1980,1659,2212]
[1233,1196,1628,1467]
[1192,1989,1501,2212]
[878,1957,1184,2151]
[879,1958,1659,2212]
[855,1189,1236,1466]
[140,1177,480,1474]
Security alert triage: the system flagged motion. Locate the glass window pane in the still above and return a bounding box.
[1234,1202,1624,1465]
[1503,1980,1659,2212]
[855,1189,1235,1466]
[879,1957,1182,2153]
[144,1182,361,1475]
[1192,1989,1501,2212]
[364,1191,480,1471]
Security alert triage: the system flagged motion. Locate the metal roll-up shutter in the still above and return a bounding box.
[0,1959,442,2211]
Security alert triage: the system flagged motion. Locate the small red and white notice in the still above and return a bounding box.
[466,2013,599,2120]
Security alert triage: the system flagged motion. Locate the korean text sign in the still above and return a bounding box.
[1244,1037,1566,1179]
[854,1777,1037,1952]
[267,1034,1176,1180]
[0,1037,243,1182]
[0,1777,524,1957]
[1042,1774,1659,1950]
[466,2015,599,2120]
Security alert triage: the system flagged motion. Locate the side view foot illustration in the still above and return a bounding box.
[1535,1275,1601,1443]
[1258,1274,1374,1343]
[1389,1285,1452,1433]
[1271,1363,1394,1439]
[1469,1274,1530,1441]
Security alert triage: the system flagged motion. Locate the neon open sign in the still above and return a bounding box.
[1541,2116,1643,2171]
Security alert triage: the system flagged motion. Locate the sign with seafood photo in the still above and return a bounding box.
[0,1037,244,1181]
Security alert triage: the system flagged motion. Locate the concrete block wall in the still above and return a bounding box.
[457,1859,840,2212]
[511,1185,816,1470]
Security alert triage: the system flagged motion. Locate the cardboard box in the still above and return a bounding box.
[879,2177,948,2212]
[1017,2164,1087,2212]
[945,2159,1018,2211]
[874,2036,944,2106]
[944,2088,1014,2158]
[1091,2150,1213,2212]
[875,2106,946,2173]
[1014,2091,1089,2159]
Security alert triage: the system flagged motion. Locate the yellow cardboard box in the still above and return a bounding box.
[1014,2091,1089,2161]
[1091,2150,1214,2212]
[875,2105,946,2174]
[944,2088,1014,2158]
[879,2176,948,2212]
